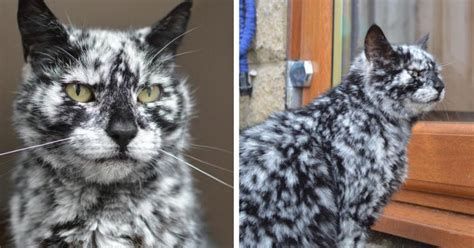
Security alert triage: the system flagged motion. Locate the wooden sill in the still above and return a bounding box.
[393,188,474,215]
[373,201,474,247]
[408,122,474,193]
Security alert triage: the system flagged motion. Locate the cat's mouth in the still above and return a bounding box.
[412,89,445,104]
[94,152,137,163]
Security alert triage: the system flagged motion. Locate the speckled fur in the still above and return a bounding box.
[10,0,208,247]
[239,25,445,247]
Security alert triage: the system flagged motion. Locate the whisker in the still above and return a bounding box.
[439,60,459,68]
[189,144,233,155]
[0,140,72,180]
[154,27,199,57]
[54,46,80,64]
[166,64,182,68]
[148,27,199,64]
[158,149,233,189]
[136,170,143,192]
[64,10,74,27]
[441,102,450,121]
[36,52,57,61]
[183,153,233,173]
[0,138,72,157]
[162,49,201,62]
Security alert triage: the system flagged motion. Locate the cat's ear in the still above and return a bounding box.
[145,1,192,54]
[364,24,395,62]
[18,0,69,61]
[415,33,430,50]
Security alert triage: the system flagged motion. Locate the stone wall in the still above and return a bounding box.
[239,0,289,128]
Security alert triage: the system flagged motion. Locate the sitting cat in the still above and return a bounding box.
[239,25,444,247]
[10,0,209,247]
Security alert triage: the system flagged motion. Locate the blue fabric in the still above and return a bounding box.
[239,0,256,73]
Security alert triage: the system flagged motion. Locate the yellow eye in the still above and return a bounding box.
[65,83,94,103]
[138,85,161,103]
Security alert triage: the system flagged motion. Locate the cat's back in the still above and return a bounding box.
[239,94,347,247]
[240,81,365,167]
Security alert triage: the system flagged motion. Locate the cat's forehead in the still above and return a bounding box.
[64,28,172,86]
[396,45,437,70]
[74,29,145,62]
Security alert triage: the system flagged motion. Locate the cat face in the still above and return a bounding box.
[14,0,192,183]
[362,25,444,118]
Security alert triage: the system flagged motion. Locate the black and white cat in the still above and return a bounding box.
[239,25,444,247]
[10,0,209,247]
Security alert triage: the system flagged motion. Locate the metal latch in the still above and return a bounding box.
[239,70,257,96]
[287,60,313,88]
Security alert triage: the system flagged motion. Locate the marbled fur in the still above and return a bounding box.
[10,0,208,247]
[239,25,444,247]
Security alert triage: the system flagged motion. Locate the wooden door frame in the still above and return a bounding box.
[289,0,333,102]
[289,0,474,246]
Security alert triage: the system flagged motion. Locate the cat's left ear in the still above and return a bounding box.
[145,1,192,54]
[415,33,430,50]
[364,25,397,64]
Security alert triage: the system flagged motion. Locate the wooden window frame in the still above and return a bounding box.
[289,0,474,246]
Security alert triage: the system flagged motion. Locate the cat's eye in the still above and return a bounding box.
[138,85,161,103]
[410,69,426,78]
[65,83,94,103]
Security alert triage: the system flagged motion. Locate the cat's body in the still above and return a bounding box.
[239,26,444,247]
[10,1,208,247]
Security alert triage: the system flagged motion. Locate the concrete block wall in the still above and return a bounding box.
[239,0,288,128]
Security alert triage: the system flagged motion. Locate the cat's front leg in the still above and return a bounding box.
[337,215,368,248]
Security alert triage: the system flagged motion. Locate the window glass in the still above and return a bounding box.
[339,0,474,122]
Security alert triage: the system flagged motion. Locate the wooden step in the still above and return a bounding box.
[372,201,474,248]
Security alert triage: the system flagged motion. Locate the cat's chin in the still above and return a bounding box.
[404,102,437,118]
[80,161,136,184]
[45,151,149,184]
[402,89,444,117]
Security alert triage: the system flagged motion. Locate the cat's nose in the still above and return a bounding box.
[429,73,444,93]
[106,113,138,149]
[434,84,444,93]
[106,121,138,148]
[433,79,444,93]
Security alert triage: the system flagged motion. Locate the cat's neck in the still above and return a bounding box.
[304,68,414,130]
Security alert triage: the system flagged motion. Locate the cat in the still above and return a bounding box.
[239,25,444,247]
[9,0,210,247]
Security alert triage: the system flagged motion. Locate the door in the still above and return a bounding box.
[289,0,474,246]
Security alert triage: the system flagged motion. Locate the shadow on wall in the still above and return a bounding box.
[0,0,233,246]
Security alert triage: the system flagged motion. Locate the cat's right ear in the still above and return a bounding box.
[415,33,430,50]
[364,24,395,63]
[18,0,69,61]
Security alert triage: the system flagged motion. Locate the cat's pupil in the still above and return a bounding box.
[146,87,152,97]
[410,70,422,78]
[75,85,81,96]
